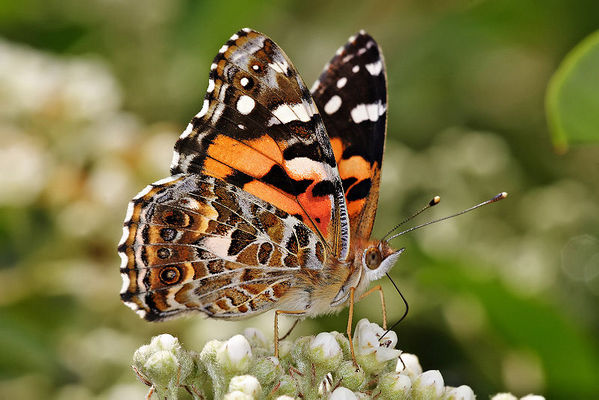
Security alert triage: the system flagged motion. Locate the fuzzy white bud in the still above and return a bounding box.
[218,334,252,372]
[445,385,476,400]
[228,375,262,397]
[413,370,444,398]
[330,387,358,400]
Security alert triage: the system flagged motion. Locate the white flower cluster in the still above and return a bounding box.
[132,320,545,400]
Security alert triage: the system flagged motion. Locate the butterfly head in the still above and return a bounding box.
[361,241,405,282]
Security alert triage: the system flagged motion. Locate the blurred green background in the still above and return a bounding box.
[1,0,598,399]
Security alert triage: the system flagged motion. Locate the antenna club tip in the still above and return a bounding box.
[430,196,441,206]
[497,192,508,200]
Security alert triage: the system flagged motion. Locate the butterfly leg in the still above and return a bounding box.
[347,287,358,366]
[274,310,305,358]
[357,284,387,329]
[347,285,388,366]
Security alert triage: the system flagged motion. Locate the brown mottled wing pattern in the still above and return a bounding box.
[171,28,350,260]
[119,174,326,321]
[311,31,387,241]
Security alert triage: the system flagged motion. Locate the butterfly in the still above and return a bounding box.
[119,28,402,361]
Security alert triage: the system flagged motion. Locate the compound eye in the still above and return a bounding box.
[364,248,382,270]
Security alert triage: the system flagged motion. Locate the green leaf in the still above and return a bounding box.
[546,30,599,152]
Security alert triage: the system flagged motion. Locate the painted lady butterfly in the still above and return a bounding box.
[119,28,403,359]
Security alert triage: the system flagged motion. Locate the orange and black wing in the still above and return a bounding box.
[311,31,387,241]
[171,29,350,260]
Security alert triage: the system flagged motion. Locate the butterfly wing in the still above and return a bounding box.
[171,29,350,260]
[311,31,387,241]
[119,174,327,321]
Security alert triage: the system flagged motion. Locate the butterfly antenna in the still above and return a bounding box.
[381,196,441,242]
[379,273,409,343]
[386,192,508,242]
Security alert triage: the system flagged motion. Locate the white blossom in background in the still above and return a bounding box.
[130,320,543,399]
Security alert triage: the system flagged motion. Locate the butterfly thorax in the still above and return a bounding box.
[281,239,401,318]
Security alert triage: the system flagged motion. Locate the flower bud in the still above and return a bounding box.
[396,353,423,379]
[228,375,262,397]
[520,396,545,400]
[377,372,412,400]
[253,356,282,386]
[309,332,343,370]
[445,385,475,400]
[412,370,444,399]
[223,391,253,400]
[330,387,358,400]
[217,334,253,373]
[336,361,366,391]
[353,319,401,373]
[271,375,298,398]
[132,334,193,398]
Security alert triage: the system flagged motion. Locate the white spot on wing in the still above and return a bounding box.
[119,226,130,247]
[365,60,383,76]
[269,60,289,75]
[135,309,147,318]
[169,151,180,170]
[133,184,153,200]
[180,123,194,139]
[196,99,209,118]
[210,63,217,70]
[350,101,386,124]
[352,65,360,73]
[240,77,249,87]
[358,48,367,55]
[124,301,139,311]
[285,157,328,179]
[236,95,255,115]
[120,273,131,294]
[269,103,315,124]
[242,27,251,33]
[230,33,239,41]
[119,249,129,269]
[207,79,215,92]
[153,175,181,186]
[219,44,228,53]
[124,202,135,222]
[324,95,342,115]
[336,77,347,88]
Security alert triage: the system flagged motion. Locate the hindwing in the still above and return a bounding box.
[119,174,327,321]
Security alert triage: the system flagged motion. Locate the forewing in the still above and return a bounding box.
[119,174,327,321]
[311,31,387,241]
[171,29,350,260]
